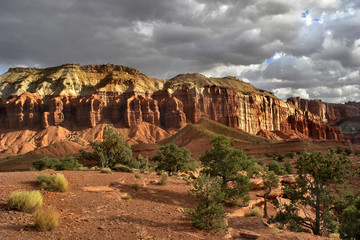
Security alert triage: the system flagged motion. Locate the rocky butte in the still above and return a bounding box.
[0,64,358,154]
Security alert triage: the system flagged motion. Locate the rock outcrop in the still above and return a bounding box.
[0,64,353,142]
[288,97,360,142]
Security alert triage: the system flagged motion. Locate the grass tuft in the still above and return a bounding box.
[249,206,264,218]
[34,206,59,231]
[159,172,168,185]
[7,190,43,213]
[37,174,68,192]
[100,167,112,174]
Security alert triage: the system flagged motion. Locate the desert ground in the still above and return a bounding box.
[0,169,346,240]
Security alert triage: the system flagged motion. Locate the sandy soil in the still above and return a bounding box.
[0,171,337,240]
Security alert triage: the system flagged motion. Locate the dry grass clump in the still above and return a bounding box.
[37,174,68,192]
[121,193,132,200]
[34,206,59,231]
[7,190,43,213]
[249,206,264,218]
[100,167,112,174]
[159,172,168,185]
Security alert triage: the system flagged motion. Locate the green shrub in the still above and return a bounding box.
[185,203,227,231]
[37,174,68,192]
[250,206,264,218]
[100,167,112,174]
[159,172,168,185]
[34,206,59,231]
[344,148,353,156]
[267,160,287,175]
[283,161,293,174]
[32,156,82,171]
[339,197,360,240]
[32,157,60,171]
[80,125,138,168]
[154,144,196,176]
[112,164,133,173]
[7,190,43,213]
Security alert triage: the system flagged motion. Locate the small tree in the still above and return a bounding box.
[200,135,256,202]
[153,144,195,176]
[262,171,279,218]
[80,125,138,168]
[186,174,227,231]
[339,196,360,240]
[273,148,353,235]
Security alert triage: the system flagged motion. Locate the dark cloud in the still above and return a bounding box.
[0,0,359,103]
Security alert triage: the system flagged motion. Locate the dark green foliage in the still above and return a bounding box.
[267,160,287,175]
[285,152,295,159]
[283,160,293,174]
[186,174,227,231]
[273,149,354,235]
[266,153,285,162]
[137,154,152,171]
[339,197,360,240]
[335,146,343,154]
[185,203,227,231]
[32,156,82,171]
[354,149,360,157]
[153,144,195,176]
[80,125,138,168]
[343,148,353,156]
[200,135,256,202]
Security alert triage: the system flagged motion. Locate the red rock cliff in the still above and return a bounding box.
[0,65,347,141]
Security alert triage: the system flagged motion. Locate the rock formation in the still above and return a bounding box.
[0,64,355,143]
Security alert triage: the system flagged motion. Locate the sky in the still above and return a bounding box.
[0,0,359,103]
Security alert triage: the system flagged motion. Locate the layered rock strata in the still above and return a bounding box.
[0,64,350,141]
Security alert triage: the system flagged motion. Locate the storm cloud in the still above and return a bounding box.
[0,0,359,103]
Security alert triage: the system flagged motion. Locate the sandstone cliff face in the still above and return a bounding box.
[288,97,360,142]
[0,64,350,142]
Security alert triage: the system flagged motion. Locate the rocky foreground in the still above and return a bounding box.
[0,170,336,240]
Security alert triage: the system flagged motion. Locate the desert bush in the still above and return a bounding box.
[34,206,59,231]
[32,156,82,171]
[339,196,360,240]
[112,163,133,173]
[154,144,196,176]
[80,125,139,168]
[343,147,353,156]
[7,190,43,213]
[283,161,293,174]
[100,167,112,174]
[37,174,68,192]
[250,206,264,218]
[159,172,168,185]
[267,160,287,176]
[185,203,227,231]
[186,174,227,232]
[200,135,255,202]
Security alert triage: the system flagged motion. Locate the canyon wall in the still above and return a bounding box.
[0,64,348,142]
